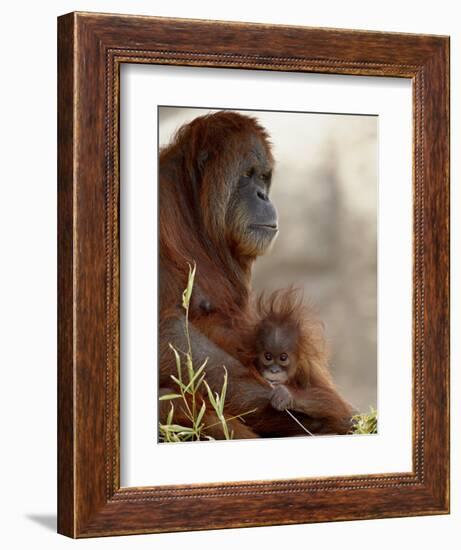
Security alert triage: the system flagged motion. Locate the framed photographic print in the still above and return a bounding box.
[57,12,450,537]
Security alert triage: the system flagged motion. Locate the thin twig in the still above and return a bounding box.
[284,408,315,436]
[268,381,315,437]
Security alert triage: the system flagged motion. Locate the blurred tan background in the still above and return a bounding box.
[159,107,377,413]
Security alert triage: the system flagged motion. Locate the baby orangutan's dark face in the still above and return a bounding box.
[255,322,298,385]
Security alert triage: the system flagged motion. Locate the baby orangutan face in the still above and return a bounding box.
[255,321,298,385]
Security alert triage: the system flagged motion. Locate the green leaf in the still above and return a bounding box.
[169,343,183,383]
[170,374,188,392]
[203,380,217,409]
[351,407,378,435]
[196,401,207,426]
[182,362,207,394]
[185,353,195,383]
[159,393,182,401]
[182,262,196,310]
[199,358,209,369]
[195,373,206,390]
[219,367,228,415]
[166,403,175,425]
[161,424,195,433]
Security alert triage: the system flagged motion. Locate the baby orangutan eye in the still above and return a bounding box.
[264,352,273,361]
[279,353,288,362]
[260,172,271,182]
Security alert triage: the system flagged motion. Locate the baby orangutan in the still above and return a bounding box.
[253,319,302,412]
[247,289,354,434]
[189,284,354,435]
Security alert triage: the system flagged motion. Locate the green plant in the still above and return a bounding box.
[351,407,378,435]
[159,263,255,442]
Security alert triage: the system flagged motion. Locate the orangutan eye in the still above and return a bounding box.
[279,353,288,362]
[243,168,254,178]
[264,352,273,361]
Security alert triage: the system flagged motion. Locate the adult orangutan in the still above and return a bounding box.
[158,110,352,439]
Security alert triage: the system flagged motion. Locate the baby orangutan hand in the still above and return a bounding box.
[270,384,294,411]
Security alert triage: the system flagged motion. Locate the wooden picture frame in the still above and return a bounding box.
[57,12,450,537]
